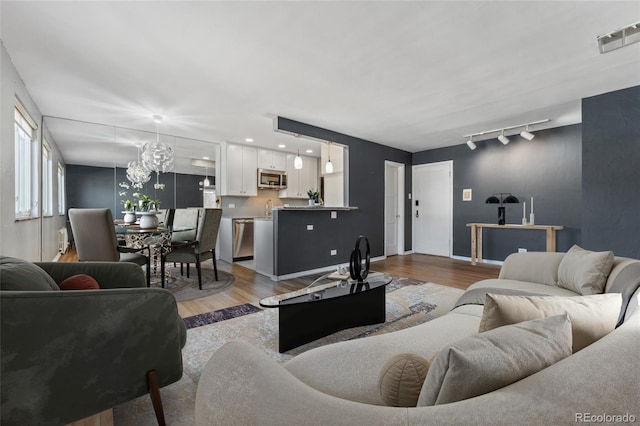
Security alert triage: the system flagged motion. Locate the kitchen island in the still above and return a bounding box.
[254,206,361,280]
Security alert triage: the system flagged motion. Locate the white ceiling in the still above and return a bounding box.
[2,1,639,168]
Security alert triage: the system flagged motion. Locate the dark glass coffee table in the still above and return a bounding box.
[260,272,392,352]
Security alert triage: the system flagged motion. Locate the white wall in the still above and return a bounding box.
[1,42,66,261]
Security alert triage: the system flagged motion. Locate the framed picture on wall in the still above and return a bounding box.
[463,189,472,201]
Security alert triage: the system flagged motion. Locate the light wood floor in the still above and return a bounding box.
[59,248,500,317]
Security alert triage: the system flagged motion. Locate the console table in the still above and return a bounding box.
[466,223,564,265]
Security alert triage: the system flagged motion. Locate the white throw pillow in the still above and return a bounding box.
[479,293,621,352]
[417,315,572,406]
[557,244,614,295]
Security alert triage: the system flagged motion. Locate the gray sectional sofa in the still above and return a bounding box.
[195,249,640,425]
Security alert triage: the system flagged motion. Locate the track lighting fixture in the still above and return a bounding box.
[597,20,640,54]
[466,136,477,150]
[463,119,549,150]
[498,130,510,145]
[520,125,535,141]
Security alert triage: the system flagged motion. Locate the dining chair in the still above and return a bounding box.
[161,208,223,290]
[69,208,151,287]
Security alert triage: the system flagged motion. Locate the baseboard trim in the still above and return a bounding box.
[273,256,386,281]
[451,255,504,266]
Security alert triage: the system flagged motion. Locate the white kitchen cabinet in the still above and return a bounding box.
[279,154,318,199]
[220,143,257,196]
[257,149,286,171]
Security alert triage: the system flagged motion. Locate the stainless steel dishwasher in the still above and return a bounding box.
[232,218,254,261]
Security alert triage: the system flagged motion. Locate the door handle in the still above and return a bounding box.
[416,210,419,218]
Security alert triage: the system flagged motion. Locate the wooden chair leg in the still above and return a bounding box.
[196,254,202,290]
[212,249,218,281]
[147,370,166,426]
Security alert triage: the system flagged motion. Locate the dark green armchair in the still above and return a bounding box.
[0,257,186,425]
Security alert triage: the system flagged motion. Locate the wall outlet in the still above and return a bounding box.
[228,203,235,209]
[331,211,337,219]
[518,248,527,253]
[330,249,337,256]
[306,224,313,231]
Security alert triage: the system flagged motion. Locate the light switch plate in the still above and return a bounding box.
[306,224,313,231]
[331,211,337,219]
[330,249,337,256]
[228,203,235,208]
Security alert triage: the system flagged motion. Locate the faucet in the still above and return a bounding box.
[265,199,273,217]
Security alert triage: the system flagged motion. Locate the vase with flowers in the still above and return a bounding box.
[307,189,319,206]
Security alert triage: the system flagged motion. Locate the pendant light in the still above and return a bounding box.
[325,142,334,174]
[142,114,174,190]
[294,149,303,170]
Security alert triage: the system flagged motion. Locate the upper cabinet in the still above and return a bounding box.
[257,149,286,171]
[219,143,258,196]
[280,154,318,199]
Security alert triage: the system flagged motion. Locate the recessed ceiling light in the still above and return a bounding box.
[245,138,254,142]
[306,149,313,153]
[278,144,286,148]
[151,114,163,123]
[202,156,209,160]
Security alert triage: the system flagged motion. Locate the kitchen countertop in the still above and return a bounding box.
[274,206,358,211]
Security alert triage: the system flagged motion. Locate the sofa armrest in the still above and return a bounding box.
[0,288,185,425]
[35,261,145,288]
[195,340,408,426]
[498,252,565,286]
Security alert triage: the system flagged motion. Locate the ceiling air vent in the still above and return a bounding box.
[597,21,640,54]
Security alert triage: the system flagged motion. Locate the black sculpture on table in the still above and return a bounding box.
[349,235,371,293]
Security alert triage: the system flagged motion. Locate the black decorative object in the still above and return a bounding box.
[485,193,520,225]
[349,235,370,283]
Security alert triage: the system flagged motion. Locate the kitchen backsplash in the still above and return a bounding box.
[220,190,308,217]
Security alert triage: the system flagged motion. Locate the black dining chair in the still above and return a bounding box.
[69,208,151,287]
[161,208,223,290]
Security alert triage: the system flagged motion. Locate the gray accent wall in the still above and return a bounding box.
[276,117,413,257]
[413,125,582,261]
[67,165,207,217]
[582,85,640,258]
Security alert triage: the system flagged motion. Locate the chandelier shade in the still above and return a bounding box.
[126,146,151,188]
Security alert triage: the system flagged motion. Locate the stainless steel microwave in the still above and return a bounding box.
[257,169,287,189]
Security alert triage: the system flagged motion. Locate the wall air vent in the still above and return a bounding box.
[597,21,640,54]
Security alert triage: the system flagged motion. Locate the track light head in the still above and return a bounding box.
[520,130,535,141]
[498,131,509,145]
[466,137,477,150]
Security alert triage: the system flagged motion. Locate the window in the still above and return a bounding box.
[14,103,39,219]
[57,162,65,215]
[42,140,53,216]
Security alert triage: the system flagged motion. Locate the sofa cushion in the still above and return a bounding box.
[58,274,100,290]
[557,245,614,295]
[417,314,572,406]
[498,252,566,286]
[479,293,621,352]
[0,256,59,291]
[379,354,431,407]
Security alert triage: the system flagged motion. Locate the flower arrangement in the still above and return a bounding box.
[120,182,161,212]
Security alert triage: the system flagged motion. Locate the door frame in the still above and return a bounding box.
[384,160,405,256]
[411,160,453,257]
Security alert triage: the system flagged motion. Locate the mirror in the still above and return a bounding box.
[41,116,221,256]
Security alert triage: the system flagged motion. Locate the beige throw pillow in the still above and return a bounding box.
[379,354,431,407]
[417,315,572,406]
[557,244,614,295]
[479,293,621,352]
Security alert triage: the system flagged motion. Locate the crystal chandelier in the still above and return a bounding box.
[142,115,174,190]
[126,145,151,189]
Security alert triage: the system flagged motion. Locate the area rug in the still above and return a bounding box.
[113,278,463,425]
[155,264,235,302]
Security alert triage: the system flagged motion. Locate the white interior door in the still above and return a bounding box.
[412,161,452,257]
[385,161,405,257]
